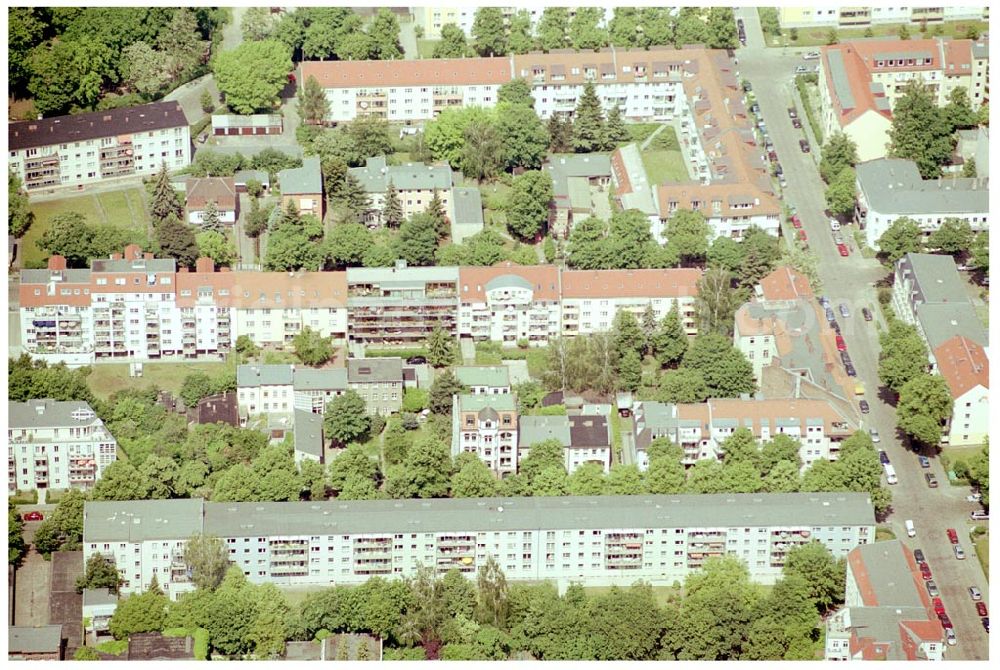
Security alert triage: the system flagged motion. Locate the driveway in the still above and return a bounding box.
[14,547,51,626]
[737,8,988,660]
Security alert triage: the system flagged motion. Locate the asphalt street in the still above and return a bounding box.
[736,8,988,660]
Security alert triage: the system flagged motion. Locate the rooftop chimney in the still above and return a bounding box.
[195,257,216,273]
[124,244,142,260]
[143,252,154,260]
[111,253,123,261]
[47,255,67,271]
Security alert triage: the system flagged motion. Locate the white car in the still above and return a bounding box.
[795,65,810,74]
[830,219,841,232]
[803,51,820,60]
[869,428,880,443]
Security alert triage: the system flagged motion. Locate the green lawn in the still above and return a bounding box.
[641,150,691,185]
[974,533,988,581]
[416,39,440,59]
[625,123,663,145]
[773,20,988,47]
[23,186,151,267]
[87,359,233,400]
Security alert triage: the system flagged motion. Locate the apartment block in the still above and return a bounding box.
[413,7,610,39]
[8,101,191,192]
[348,358,404,416]
[633,396,859,470]
[8,400,118,495]
[82,493,875,597]
[560,269,701,337]
[236,364,295,423]
[820,38,989,161]
[933,335,989,448]
[18,256,95,367]
[452,394,519,476]
[656,182,781,241]
[856,158,989,249]
[458,264,562,346]
[780,6,988,29]
[346,265,460,346]
[891,253,988,365]
[348,156,455,226]
[232,270,348,349]
[454,366,511,395]
[825,540,945,660]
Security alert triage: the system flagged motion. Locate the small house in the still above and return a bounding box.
[279,156,324,219]
[185,177,238,226]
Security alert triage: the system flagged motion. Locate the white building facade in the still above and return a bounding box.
[452,394,519,476]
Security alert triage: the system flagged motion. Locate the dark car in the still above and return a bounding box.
[914,549,926,563]
[830,319,840,333]
[743,80,752,92]
[840,351,851,366]
[983,617,989,632]
[819,296,830,308]
[919,455,931,468]
[878,450,890,465]
[859,400,870,413]
[846,364,857,377]
[23,511,44,521]
[799,139,810,153]
[939,614,953,629]
[406,356,427,365]
[862,307,873,321]
[925,473,939,488]
[750,102,760,114]
[768,150,779,162]
[788,107,798,119]
[792,118,803,129]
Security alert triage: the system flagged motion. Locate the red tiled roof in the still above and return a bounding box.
[185,177,237,211]
[560,268,701,299]
[300,57,511,89]
[759,266,813,301]
[934,335,989,398]
[230,271,348,309]
[459,263,560,302]
[656,182,780,219]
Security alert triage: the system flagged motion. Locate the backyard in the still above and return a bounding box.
[22,186,151,268]
[86,358,234,400]
[639,127,691,185]
[768,20,988,48]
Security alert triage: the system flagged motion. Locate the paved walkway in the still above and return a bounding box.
[639,123,669,151]
[13,548,51,627]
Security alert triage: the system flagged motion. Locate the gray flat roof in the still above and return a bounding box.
[349,156,453,193]
[455,366,510,388]
[293,367,348,390]
[827,49,856,110]
[8,625,64,654]
[294,410,324,458]
[900,253,969,305]
[237,364,293,387]
[278,156,322,195]
[915,302,988,350]
[452,187,484,225]
[8,400,100,429]
[91,257,176,273]
[84,499,205,543]
[20,268,92,284]
[458,393,516,412]
[857,159,988,215]
[83,588,118,607]
[854,540,925,608]
[518,415,572,448]
[346,265,459,283]
[348,358,403,383]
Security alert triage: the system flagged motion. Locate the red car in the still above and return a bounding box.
[835,334,847,352]
[798,229,808,241]
[933,597,946,615]
[977,602,989,617]
[791,215,802,229]
[919,562,933,580]
[939,614,954,629]
[837,243,849,257]
[947,528,959,544]
[22,511,44,521]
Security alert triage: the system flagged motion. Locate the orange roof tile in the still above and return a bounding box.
[458,263,560,303]
[186,177,237,211]
[175,269,237,308]
[230,271,348,309]
[684,397,856,436]
[300,57,511,89]
[656,182,780,220]
[759,266,813,302]
[560,268,701,299]
[934,336,989,398]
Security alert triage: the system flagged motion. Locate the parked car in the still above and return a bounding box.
[954,544,966,560]
[835,334,847,351]
[970,586,982,601]
[926,580,940,597]
[967,492,982,502]
[947,528,959,544]
[859,400,870,413]
[845,364,856,377]
[925,473,939,488]
[830,319,840,333]
[406,355,427,365]
[914,549,926,563]
[791,215,803,229]
[945,628,957,646]
[862,307,873,321]
[840,351,851,366]
[795,65,810,74]
[750,102,760,114]
[803,51,820,60]
[792,118,802,128]
[833,232,844,245]
[798,229,807,241]
[919,562,932,580]
[22,511,44,521]
[869,428,880,443]
[919,455,931,468]
[825,307,835,322]
[982,617,989,632]
[830,219,841,232]
[878,450,890,465]
[932,597,945,615]
[971,510,989,521]
[837,244,850,257]
[839,304,850,318]
[977,602,988,617]
[743,80,752,92]
[819,296,831,308]
[799,138,811,152]
[788,107,798,119]
[939,614,953,629]
[768,150,779,162]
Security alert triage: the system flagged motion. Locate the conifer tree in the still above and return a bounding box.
[571,82,606,153]
[150,162,183,224]
[156,213,199,269]
[201,200,223,232]
[382,179,403,227]
[650,303,688,368]
[604,105,630,147]
[547,114,573,153]
[298,75,331,126]
[427,188,448,238]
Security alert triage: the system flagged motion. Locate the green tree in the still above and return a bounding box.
[381,180,404,228]
[156,214,200,269]
[618,349,642,392]
[108,579,168,640]
[398,212,440,266]
[876,216,923,262]
[241,6,275,41]
[451,459,498,498]
[759,434,803,474]
[566,462,606,496]
[656,367,710,403]
[433,23,469,58]
[195,230,236,268]
[298,75,330,126]
[425,107,495,168]
[763,460,802,493]
[825,28,838,45]
[824,167,857,218]
[476,556,509,629]
[324,390,371,447]
[928,217,974,256]
[426,324,457,368]
[721,427,758,464]
[969,231,989,275]
[783,541,845,611]
[537,8,570,50]
[706,7,739,49]
[213,40,292,114]
[897,373,954,446]
[888,80,955,178]
[962,156,977,178]
[8,171,34,238]
[367,8,403,60]
[291,326,334,366]
[681,333,755,398]
[819,132,860,183]
[122,42,170,98]
[651,304,689,367]
[571,82,606,153]
[149,162,184,225]
[877,320,928,393]
[181,533,231,591]
[534,465,570,496]
[604,105,630,146]
[644,454,687,494]
[519,439,565,485]
[328,444,379,492]
[384,436,453,498]
[497,78,534,108]
[547,115,573,153]
[495,103,550,172]
[506,170,553,240]
[471,7,508,56]
[8,503,26,566]
[606,463,644,495]
[943,86,977,131]
[665,209,711,264]
[585,584,665,660]
[507,11,535,54]
[325,222,372,269]
[612,309,645,359]
[569,7,609,50]
[179,371,214,408]
[674,9,710,47]
[695,267,745,337]
[429,370,467,415]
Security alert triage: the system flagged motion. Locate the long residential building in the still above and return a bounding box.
[855,158,989,250]
[779,6,988,30]
[82,493,875,598]
[19,251,701,365]
[412,7,611,40]
[819,38,989,161]
[8,102,191,191]
[8,400,118,495]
